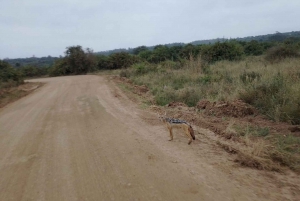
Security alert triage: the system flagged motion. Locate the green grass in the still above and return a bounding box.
[235,124,270,137]
[121,56,300,124]
[114,55,300,172]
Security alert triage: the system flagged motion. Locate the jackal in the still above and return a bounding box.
[159,114,195,145]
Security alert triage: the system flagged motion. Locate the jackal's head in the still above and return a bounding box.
[158,112,167,122]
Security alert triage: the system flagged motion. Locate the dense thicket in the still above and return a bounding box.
[0,60,23,88]
[95,38,300,70]
[18,65,49,78]
[4,56,58,68]
[49,46,97,76]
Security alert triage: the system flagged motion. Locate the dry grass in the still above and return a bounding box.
[121,56,300,123]
[111,56,300,172]
[0,82,43,108]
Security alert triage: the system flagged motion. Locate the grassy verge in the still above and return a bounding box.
[120,56,300,124]
[0,82,43,108]
[110,56,300,172]
[228,123,300,172]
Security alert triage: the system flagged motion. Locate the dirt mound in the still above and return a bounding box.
[113,76,149,95]
[133,84,148,95]
[196,99,257,118]
[167,102,188,108]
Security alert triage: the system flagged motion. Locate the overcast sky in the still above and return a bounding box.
[1,0,300,59]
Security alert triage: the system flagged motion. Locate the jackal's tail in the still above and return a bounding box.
[188,125,195,140]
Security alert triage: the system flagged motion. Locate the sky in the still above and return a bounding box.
[1,0,300,59]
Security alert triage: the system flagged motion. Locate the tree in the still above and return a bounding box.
[48,46,96,76]
[201,42,244,63]
[138,50,153,62]
[169,46,183,61]
[180,44,201,59]
[64,46,96,74]
[244,40,263,56]
[107,52,139,69]
[0,60,23,85]
[96,55,110,70]
[132,46,148,55]
[151,46,171,63]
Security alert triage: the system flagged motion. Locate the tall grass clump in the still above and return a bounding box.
[123,55,300,124]
[265,45,299,63]
[239,58,300,124]
[269,134,300,171]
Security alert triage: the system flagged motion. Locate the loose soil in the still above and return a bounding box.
[0,82,43,108]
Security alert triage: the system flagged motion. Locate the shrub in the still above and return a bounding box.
[160,60,182,70]
[0,60,23,87]
[96,55,110,70]
[239,73,300,124]
[240,71,261,84]
[49,46,97,76]
[119,69,131,78]
[48,59,70,77]
[171,75,189,90]
[244,40,264,56]
[177,88,201,106]
[180,44,201,59]
[201,42,244,63]
[265,45,299,63]
[108,52,140,69]
[18,65,49,78]
[154,87,177,106]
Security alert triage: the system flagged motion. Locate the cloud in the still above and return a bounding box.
[1,0,300,58]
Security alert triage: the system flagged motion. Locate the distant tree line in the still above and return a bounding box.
[43,36,300,76]
[4,56,58,68]
[1,31,300,78]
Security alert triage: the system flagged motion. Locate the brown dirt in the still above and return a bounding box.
[196,99,258,118]
[0,75,299,201]
[0,82,43,108]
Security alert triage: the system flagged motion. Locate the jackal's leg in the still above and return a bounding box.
[168,127,173,141]
[183,126,193,145]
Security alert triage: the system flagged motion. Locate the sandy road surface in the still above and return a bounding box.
[0,75,299,201]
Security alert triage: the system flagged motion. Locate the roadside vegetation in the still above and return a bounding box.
[119,40,300,125]
[0,60,24,107]
[109,38,300,172]
[0,60,43,108]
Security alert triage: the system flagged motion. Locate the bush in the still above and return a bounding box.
[49,46,97,76]
[132,63,149,75]
[244,40,264,56]
[151,46,172,63]
[48,59,70,77]
[180,44,201,59]
[18,65,49,78]
[201,42,244,63]
[239,73,300,124]
[138,50,153,62]
[0,60,23,87]
[154,87,177,106]
[265,45,299,63]
[119,69,131,78]
[153,86,202,107]
[240,71,261,84]
[96,55,110,70]
[107,52,140,69]
[160,60,182,70]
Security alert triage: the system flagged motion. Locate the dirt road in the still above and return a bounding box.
[0,75,298,201]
